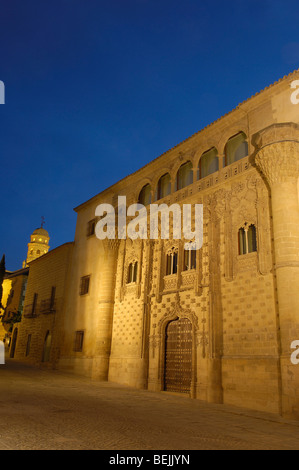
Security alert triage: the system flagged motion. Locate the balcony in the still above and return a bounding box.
[163,274,178,291]
[181,269,196,288]
[23,299,58,318]
[23,304,38,318]
[39,299,56,315]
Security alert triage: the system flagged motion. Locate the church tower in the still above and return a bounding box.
[23,222,50,268]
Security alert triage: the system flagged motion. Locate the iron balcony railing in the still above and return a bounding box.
[23,299,58,318]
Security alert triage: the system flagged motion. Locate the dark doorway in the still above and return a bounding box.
[10,328,18,358]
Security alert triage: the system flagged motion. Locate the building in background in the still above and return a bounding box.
[22,226,50,268]
[0,268,29,346]
[0,226,50,347]
[12,242,73,366]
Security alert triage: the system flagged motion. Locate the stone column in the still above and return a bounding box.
[92,239,119,380]
[254,123,299,419]
[206,192,224,404]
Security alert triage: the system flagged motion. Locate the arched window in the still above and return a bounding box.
[37,250,40,255]
[166,248,178,276]
[156,173,171,200]
[127,262,138,284]
[238,223,257,255]
[225,132,248,166]
[176,161,193,191]
[198,148,219,180]
[138,184,152,206]
[247,224,257,253]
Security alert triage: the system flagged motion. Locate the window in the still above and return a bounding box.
[138,184,152,206]
[225,132,248,166]
[238,224,257,255]
[32,293,38,315]
[239,228,247,255]
[156,173,171,200]
[247,224,257,253]
[37,250,40,255]
[87,219,96,237]
[74,331,84,352]
[183,248,197,271]
[50,286,56,310]
[80,276,90,296]
[166,249,178,276]
[127,262,138,284]
[198,148,219,179]
[176,161,193,191]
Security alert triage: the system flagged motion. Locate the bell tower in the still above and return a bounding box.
[23,219,50,267]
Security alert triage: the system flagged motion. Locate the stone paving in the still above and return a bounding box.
[1,359,299,450]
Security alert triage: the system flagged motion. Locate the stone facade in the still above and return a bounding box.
[9,69,299,419]
[12,243,73,366]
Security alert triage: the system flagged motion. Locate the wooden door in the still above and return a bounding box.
[164,318,192,394]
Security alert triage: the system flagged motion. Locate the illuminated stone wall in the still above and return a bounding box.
[0,278,13,340]
[0,270,28,343]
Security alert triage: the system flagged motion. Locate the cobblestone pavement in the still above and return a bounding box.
[1,360,299,450]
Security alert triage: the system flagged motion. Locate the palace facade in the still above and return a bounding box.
[5,69,299,419]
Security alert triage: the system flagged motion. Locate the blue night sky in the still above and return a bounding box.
[1,0,299,271]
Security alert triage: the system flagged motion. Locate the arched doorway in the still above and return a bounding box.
[164,318,193,394]
[42,331,52,363]
[10,328,18,358]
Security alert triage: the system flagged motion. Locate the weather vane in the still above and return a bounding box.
[41,216,45,228]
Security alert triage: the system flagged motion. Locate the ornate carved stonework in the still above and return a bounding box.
[181,270,196,288]
[157,292,199,334]
[254,122,299,149]
[256,141,299,185]
[198,318,209,359]
[102,239,120,254]
[237,252,258,273]
[163,274,178,291]
[254,123,299,185]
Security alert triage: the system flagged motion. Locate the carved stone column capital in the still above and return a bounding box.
[254,123,299,185]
